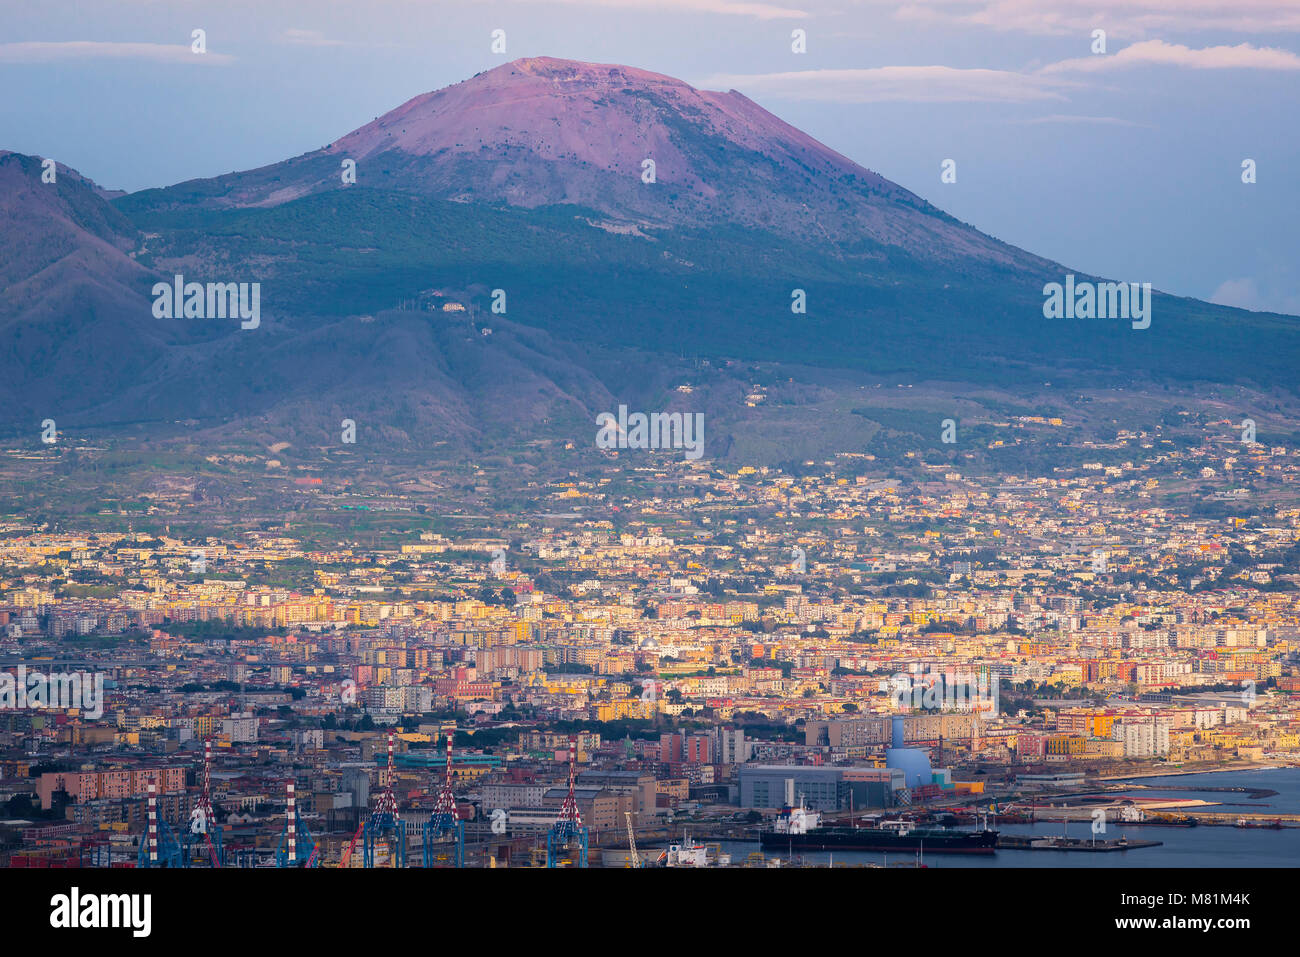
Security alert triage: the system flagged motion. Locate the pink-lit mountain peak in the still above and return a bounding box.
[331,56,874,185]
[152,57,1034,263]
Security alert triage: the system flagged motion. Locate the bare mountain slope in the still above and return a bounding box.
[131,57,1047,268]
[2,60,1296,450]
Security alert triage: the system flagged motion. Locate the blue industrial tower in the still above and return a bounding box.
[136,780,183,868]
[363,729,407,867]
[275,780,319,867]
[422,729,465,868]
[180,739,225,867]
[546,738,588,868]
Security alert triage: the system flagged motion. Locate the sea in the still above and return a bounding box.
[717,767,1300,867]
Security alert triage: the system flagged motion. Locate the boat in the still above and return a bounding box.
[758,802,998,855]
[655,831,725,867]
[1144,814,1198,827]
[661,839,709,867]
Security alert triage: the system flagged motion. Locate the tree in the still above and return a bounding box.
[5,793,37,817]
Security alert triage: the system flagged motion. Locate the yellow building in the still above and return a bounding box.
[1084,740,1123,758]
[1047,734,1087,756]
[594,699,646,722]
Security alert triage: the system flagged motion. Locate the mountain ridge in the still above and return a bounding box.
[1,58,1297,457]
[120,57,1049,268]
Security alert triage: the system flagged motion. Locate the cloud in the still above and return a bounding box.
[0,41,234,65]
[1013,114,1150,127]
[886,0,1300,37]
[517,0,807,19]
[1042,39,1300,73]
[703,65,1071,102]
[1210,278,1300,317]
[704,36,1299,105]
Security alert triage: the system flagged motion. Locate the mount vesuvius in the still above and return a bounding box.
[2,57,1296,458]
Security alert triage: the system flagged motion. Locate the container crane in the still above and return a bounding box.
[625,811,640,868]
[181,739,223,867]
[422,728,464,867]
[275,780,319,867]
[136,780,182,868]
[546,737,588,868]
[363,729,407,867]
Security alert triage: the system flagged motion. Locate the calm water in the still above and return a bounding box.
[720,768,1300,868]
[1109,766,1300,814]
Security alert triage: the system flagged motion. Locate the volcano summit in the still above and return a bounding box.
[131,57,1046,267]
[2,58,1296,452]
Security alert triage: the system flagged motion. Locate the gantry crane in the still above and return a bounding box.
[422,728,464,867]
[363,729,407,867]
[625,811,640,868]
[181,739,223,867]
[136,779,182,868]
[546,737,588,868]
[275,780,319,867]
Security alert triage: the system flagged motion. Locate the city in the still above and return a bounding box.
[2,420,1297,871]
[3,0,1294,939]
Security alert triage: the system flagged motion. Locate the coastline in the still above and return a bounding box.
[1095,763,1281,782]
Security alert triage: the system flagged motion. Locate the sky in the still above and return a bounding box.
[2,0,1298,314]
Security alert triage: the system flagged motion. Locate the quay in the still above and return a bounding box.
[997,835,1163,852]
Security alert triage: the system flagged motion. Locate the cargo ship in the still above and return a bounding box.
[1235,817,1283,829]
[759,803,998,855]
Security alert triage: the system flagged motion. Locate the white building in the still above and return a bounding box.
[1114,719,1170,757]
[222,712,258,743]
